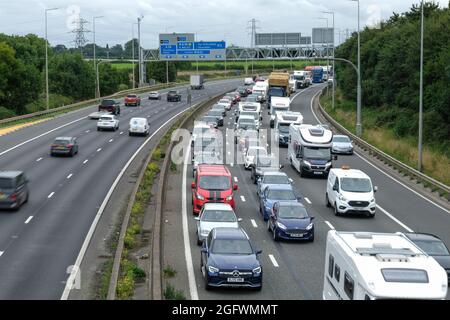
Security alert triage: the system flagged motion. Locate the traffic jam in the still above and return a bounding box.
[185,69,449,299]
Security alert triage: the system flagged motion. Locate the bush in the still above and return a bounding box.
[117,83,129,92]
[164,283,186,300]
[0,106,16,120]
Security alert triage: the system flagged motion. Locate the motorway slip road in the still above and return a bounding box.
[0,79,241,299]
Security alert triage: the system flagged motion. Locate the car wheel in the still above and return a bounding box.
[368,212,375,218]
[254,284,262,291]
[272,228,279,241]
[129,132,132,136]
[267,219,271,231]
[97,128,101,131]
[197,236,203,246]
[334,203,341,216]
[70,149,74,157]
[24,191,29,204]
[326,193,331,207]
[299,166,304,178]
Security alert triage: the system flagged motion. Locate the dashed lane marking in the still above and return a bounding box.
[48,192,55,199]
[251,219,258,228]
[269,254,279,267]
[240,195,246,202]
[36,157,43,162]
[67,174,73,179]
[109,139,114,143]
[24,216,33,224]
[97,148,102,152]
[324,221,335,230]
[234,177,238,182]
[304,197,312,204]
[83,159,88,164]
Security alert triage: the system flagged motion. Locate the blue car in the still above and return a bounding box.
[259,185,301,221]
[257,171,293,197]
[267,202,315,242]
[200,227,262,290]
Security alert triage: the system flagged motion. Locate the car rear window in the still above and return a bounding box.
[201,210,237,222]
[199,175,231,191]
[267,190,296,200]
[0,178,14,189]
[101,100,115,106]
[212,239,253,255]
[263,175,289,184]
[127,95,137,98]
[412,240,450,256]
[100,116,113,121]
[131,119,145,125]
[54,139,71,145]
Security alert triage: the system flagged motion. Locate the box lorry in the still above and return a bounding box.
[190,74,204,90]
[268,72,290,111]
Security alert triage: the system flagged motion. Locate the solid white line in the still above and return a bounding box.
[182,143,199,300]
[324,221,335,230]
[308,87,450,215]
[377,205,414,232]
[24,216,33,224]
[36,157,43,162]
[61,100,204,300]
[234,176,238,183]
[67,174,73,179]
[85,130,90,133]
[250,219,258,228]
[0,116,87,158]
[0,251,3,257]
[120,131,124,135]
[97,148,102,152]
[304,197,312,204]
[83,159,88,164]
[240,195,246,202]
[268,254,279,267]
[48,192,55,199]
[109,139,114,143]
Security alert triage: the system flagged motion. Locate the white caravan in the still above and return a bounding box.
[323,231,448,300]
[288,124,335,177]
[274,112,303,146]
[269,97,290,128]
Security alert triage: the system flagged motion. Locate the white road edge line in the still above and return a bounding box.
[304,197,312,204]
[377,205,414,232]
[48,192,55,199]
[61,100,203,300]
[83,160,88,164]
[324,221,335,230]
[268,254,279,267]
[250,219,258,228]
[0,251,3,257]
[109,139,114,143]
[36,157,43,162]
[182,144,199,300]
[24,216,33,224]
[240,195,246,202]
[307,88,450,215]
[67,174,73,179]
[0,116,87,158]
[97,148,102,152]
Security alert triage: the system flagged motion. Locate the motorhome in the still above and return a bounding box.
[288,124,335,177]
[274,112,303,146]
[269,97,290,128]
[323,231,448,300]
[252,81,269,102]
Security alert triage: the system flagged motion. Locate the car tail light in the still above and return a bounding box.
[10,193,17,201]
[66,144,73,148]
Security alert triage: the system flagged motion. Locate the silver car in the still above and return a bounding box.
[148,91,161,100]
[332,135,354,155]
[194,203,242,245]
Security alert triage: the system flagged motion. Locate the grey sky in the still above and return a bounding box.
[0,0,447,48]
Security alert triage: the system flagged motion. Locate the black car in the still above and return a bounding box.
[404,233,450,282]
[251,155,282,184]
[237,87,248,98]
[50,137,79,157]
[98,99,120,115]
[201,116,219,129]
[0,171,29,210]
[206,110,224,127]
[167,90,182,102]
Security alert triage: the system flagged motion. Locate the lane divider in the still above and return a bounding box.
[24,216,34,224]
[324,221,335,230]
[48,192,55,199]
[268,254,279,267]
[250,219,258,228]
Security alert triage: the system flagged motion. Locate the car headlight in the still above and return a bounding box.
[339,195,347,202]
[303,160,311,167]
[208,266,219,273]
[306,222,314,230]
[276,222,287,230]
[197,192,205,200]
[226,195,233,201]
[252,267,261,274]
[326,162,332,167]
[201,229,210,236]
[370,198,375,203]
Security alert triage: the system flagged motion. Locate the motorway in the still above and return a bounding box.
[0,78,241,299]
[182,83,450,300]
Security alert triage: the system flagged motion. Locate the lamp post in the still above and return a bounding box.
[318,17,329,96]
[165,26,174,84]
[322,11,335,110]
[93,16,104,99]
[45,7,58,111]
[350,0,362,137]
[131,23,138,89]
[418,0,424,172]
[137,15,144,86]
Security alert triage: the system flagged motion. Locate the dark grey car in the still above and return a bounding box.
[0,171,29,210]
[50,137,79,157]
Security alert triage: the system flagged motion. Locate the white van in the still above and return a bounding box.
[326,166,377,217]
[252,82,269,101]
[244,77,254,85]
[323,231,448,300]
[269,97,290,128]
[129,117,149,136]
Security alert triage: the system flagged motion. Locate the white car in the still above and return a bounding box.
[97,115,119,131]
[244,146,267,169]
[218,99,232,111]
[148,91,161,100]
[129,117,149,136]
[194,203,242,245]
[89,111,109,120]
[326,166,378,217]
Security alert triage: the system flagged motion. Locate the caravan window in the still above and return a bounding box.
[344,272,354,300]
[381,268,429,283]
[328,255,334,278]
[334,264,341,282]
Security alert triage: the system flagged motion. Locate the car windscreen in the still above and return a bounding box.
[257,157,275,167]
[340,178,372,193]
[201,210,237,222]
[293,75,305,80]
[381,268,429,283]
[303,147,331,160]
[207,111,222,117]
[199,175,231,191]
[278,205,308,219]
[412,240,450,256]
[245,97,257,102]
[273,107,287,114]
[240,112,258,119]
[212,239,253,255]
[127,95,137,98]
[0,178,14,189]
[269,88,284,97]
[238,123,256,131]
[278,123,290,134]
[101,100,115,106]
[267,189,296,200]
[54,139,71,145]
[333,136,351,143]
[130,119,145,125]
[263,175,289,184]
[99,117,113,121]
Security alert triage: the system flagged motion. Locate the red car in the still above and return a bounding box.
[191,165,238,215]
[124,94,141,106]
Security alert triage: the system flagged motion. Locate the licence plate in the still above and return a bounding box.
[290,233,304,238]
[227,278,244,283]
[353,207,364,211]
[313,171,323,175]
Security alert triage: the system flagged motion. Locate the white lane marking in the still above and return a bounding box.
[308,88,450,215]
[227,122,230,126]
[268,254,279,268]
[240,195,246,202]
[227,151,231,155]
[251,219,258,228]
[120,131,124,135]
[182,144,199,300]
[377,205,414,232]
[83,159,88,164]
[230,163,234,167]
[48,192,55,199]
[67,174,73,179]
[0,116,87,158]
[324,221,335,230]
[0,251,3,257]
[61,100,204,300]
[234,176,238,183]
[24,216,33,224]
[304,197,312,204]
[97,148,102,152]
[36,157,43,162]
[109,139,114,143]
[85,130,90,133]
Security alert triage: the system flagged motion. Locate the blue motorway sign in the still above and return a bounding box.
[177,42,194,50]
[194,41,226,50]
[159,36,225,60]
[177,50,210,55]
[160,45,177,55]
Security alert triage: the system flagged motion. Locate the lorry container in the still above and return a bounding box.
[190,74,204,90]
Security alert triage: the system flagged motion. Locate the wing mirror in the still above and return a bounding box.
[191,182,196,189]
[237,218,243,222]
[200,248,208,253]
[279,165,284,169]
[333,185,338,191]
[194,217,200,221]
[289,178,294,184]
[374,186,378,193]
[233,184,238,191]
[310,216,315,220]
[255,249,262,255]
[333,155,338,161]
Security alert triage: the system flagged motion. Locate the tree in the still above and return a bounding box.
[146,61,177,83]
